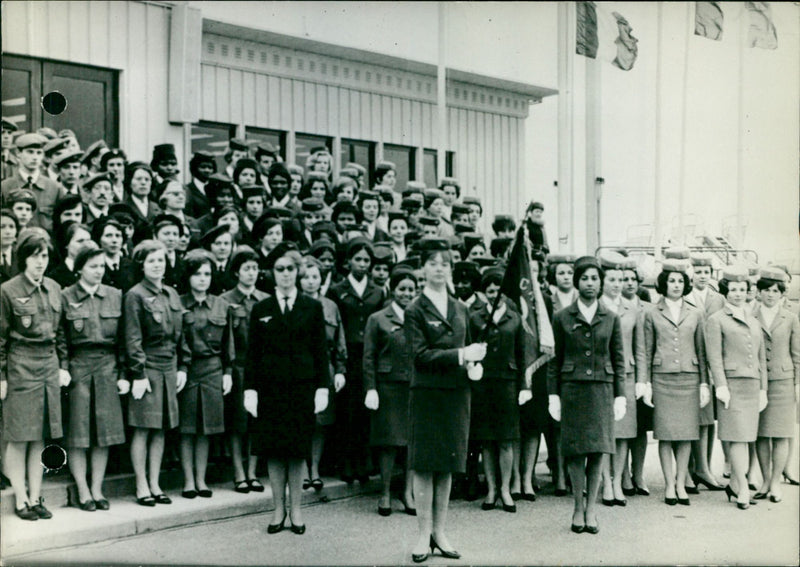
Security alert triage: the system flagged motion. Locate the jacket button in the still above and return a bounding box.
[586,369,592,375]
[673,337,678,341]
[674,359,679,364]
[673,348,678,352]
[767,346,772,351]
[585,350,591,356]
[585,332,591,338]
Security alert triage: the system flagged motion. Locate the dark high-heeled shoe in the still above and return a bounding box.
[430,536,461,559]
[725,485,757,506]
[554,488,568,497]
[752,491,768,500]
[664,497,677,506]
[290,523,306,535]
[685,485,700,495]
[782,473,799,486]
[622,486,636,497]
[378,505,392,517]
[769,494,782,503]
[677,497,690,506]
[570,523,585,534]
[302,478,312,490]
[737,501,750,510]
[521,491,537,502]
[412,552,429,563]
[481,500,496,511]
[602,498,615,507]
[267,515,286,534]
[501,501,517,513]
[614,498,627,507]
[692,473,724,491]
[402,498,417,516]
[632,481,650,496]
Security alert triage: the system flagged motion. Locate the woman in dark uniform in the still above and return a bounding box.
[220,246,267,494]
[547,256,626,534]
[328,237,384,483]
[243,242,330,534]
[405,237,487,562]
[706,266,768,509]
[124,239,186,507]
[299,256,346,495]
[0,229,69,520]
[641,260,709,507]
[48,222,93,289]
[469,267,525,513]
[93,217,137,294]
[201,224,236,295]
[62,245,128,511]
[0,209,19,285]
[178,250,234,499]
[363,266,417,516]
[753,267,800,503]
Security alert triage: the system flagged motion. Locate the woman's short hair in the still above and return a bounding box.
[16,229,52,271]
[420,249,452,267]
[655,270,692,297]
[230,246,260,276]
[213,204,241,225]
[91,217,125,245]
[573,261,604,293]
[622,267,642,283]
[73,243,104,273]
[331,177,357,200]
[345,239,375,263]
[302,255,323,274]
[123,162,153,194]
[546,261,573,286]
[718,277,751,297]
[132,239,167,265]
[157,180,185,209]
[273,249,305,278]
[0,208,20,234]
[63,222,92,250]
[54,195,84,224]
[756,278,786,293]
[233,158,262,187]
[182,249,215,289]
[390,269,418,291]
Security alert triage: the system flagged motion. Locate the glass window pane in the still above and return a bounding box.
[383,144,413,193]
[245,127,284,161]
[190,122,235,175]
[340,138,374,187]
[1,68,34,135]
[294,133,331,171]
[423,149,437,188]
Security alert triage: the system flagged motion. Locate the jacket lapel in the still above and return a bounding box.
[420,293,452,330]
[656,299,678,327]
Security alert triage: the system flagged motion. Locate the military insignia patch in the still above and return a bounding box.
[427,320,442,328]
[260,316,273,324]
[153,312,162,323]
[21,315,32,328]
[73,319,84,332]
[16,297,31,305]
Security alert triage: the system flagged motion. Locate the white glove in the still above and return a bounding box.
[758,390,768,412]
[463,342,487,363]
[643,383,654,407]
[0,380,7,400]
[699,384,710,408]
[176,371,187,393]
[467,362,483,381]
[131,378,151,400]
[635,382,647,400]
[518,389,533,406]
[314,388,329,414]
[334,373,346,392]
[244,389,258,418]
[58,369,72,387]
[614,396,627,421]
[117,379,131,395]
[222,374,232,395]
[364,389,379,410]
[716,385,731,409]
[548,395,561,422]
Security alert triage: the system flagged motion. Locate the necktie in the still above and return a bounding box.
[281,296,289,314]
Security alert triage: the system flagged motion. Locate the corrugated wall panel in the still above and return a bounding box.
[369,93,382,142]
[279,78,293,131]
[88,1,110,68]
[125,2,151,153]
[421,103,432,149]
[46,3,69,58]
[349,89,361,139]
[229,69,244,125]
[214,67,230,123]
[315,84,329,135]
[68,1,91,63]
[410,101,423,148]
[201,65,216,121]
[327,87,340,137]
[254,74,268,127]
[303,81,317,134]
[267,76,281,128]
[107,1,128,69]
[391,98,402,143]
[146,4,170,145]
[338,88,351,139]
[242,71,256,126]
[359,91,371,142]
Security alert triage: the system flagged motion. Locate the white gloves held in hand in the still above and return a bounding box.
[58,369,71,387]
[176,371,187,393]
[314,388,329,414]
[222,374,232,396]
[244,389,258,418]
[613,396,626,421]
[117,379,131,396]
[518,389,533,406]
[758,389,768,412]
[334,373,346,393]
[699,384,710,408]
[466,362,483,381]
[364,389,379,410]
[463,342,487,363]
[548,395,561,422]
[131,378,151,400]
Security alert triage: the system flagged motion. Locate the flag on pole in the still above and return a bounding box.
[497,226,553,388]
[576,1,639,71]
[745,2,778,49]
[695,2,778,48]
[694,1,724,40]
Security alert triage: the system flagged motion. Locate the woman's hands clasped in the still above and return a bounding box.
[364,389,379,410]
[463,342,487,363]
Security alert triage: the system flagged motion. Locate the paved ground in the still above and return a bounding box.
[7,451,799,566]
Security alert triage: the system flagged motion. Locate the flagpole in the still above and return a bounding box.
[437,1,447,185]
[735,4,746,246]
[557,1,575,253]
[653,2,664,260]
[479,226,524,342]
[585,57,601,253]
[677,1,692,246]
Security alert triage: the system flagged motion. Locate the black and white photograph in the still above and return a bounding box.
[0,1,798,565]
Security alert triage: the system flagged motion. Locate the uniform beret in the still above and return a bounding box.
[264,241,299,270]
[255,142,277,156]
[301,198,326,213]
[309,146,330,157]
[387,211,408,225]
[759,266,788,283]
[439,177,460,188]
[474,256,498,269]
[574,255,601,272]
[453,260,480,280]
[721,265,749,282]
[266,162,292,182]
[228,138,249,152]
[346,236,374,256]
[191,150,215,163]
[338,167,359,180]
[152,213,185,236]
[83,172,113,190]
[373,244,395,265]
[451,203,471,216]
[310,220,338,242]
[200,224,231,249]
[416,237,449,252]
[663,247,691,260]
[345,162,367,175]
[108,203,137,224]
[7,188,37,209]
[661,259,690,274]
[401,197,423,210]
[308,238,336,257]
[376,186,395,201]
[418,215,440,227]
[462,234,485,253]
[453,222,473,235]
[397,256,421,271]
[287,164,304,176]
[423,189,444,208]
[307,171,328,183]
[547,253,577,265]
[481,267,505,289]
[377,161,396,170]
[43,136,70,156]
[490,237,513,258]
[241,185,266,201]
[53,148,83,168]
[150,143,176,166]
[251,215,283,242]
[690,253,713,267]
[15,133,47,149]
[462,196,482,207]
[358,190,379,202]
[598,251,629,270]
[36,127,58,140]
[58,129,77,139]
[528,201,544,211]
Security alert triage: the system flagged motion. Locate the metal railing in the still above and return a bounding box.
[594,245,759,266]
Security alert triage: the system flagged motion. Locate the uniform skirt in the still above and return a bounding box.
[178,356,224,435]
[369,382,410,447]
[717,377,760,443]
[3,344,62,442]
[560,381,614,457]
[758,379,795,438]
[251,378,317,459]
[127,357,179,430]
[520,365,550,436]
[224,364,248,435]
[315,365,337,427]
[67,349,125,448]
[336,347,370,455]
[409,386,471,473]
[614,372,637,440]
[470,378,520,442]
[652,372,700,441]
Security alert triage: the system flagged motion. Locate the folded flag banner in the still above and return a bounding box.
[695,2,777,49]
[576,1,639,71]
